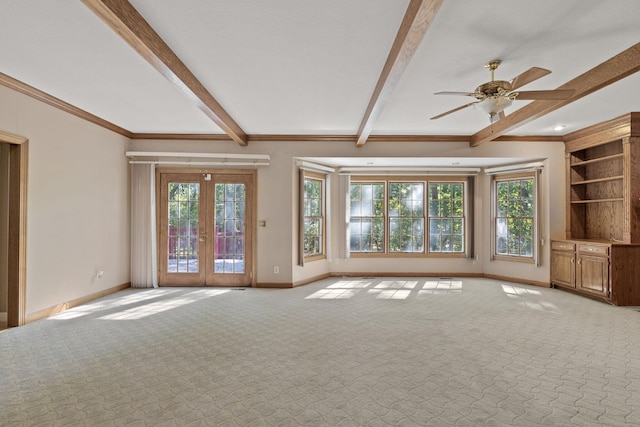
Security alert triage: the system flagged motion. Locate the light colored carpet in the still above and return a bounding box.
[1,277,639,426]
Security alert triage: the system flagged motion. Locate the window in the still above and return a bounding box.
[349,183,385,252]
[428,182,465,253]
[303,173,325,258]
[389,182,424,253]
[494,175,534,258]
[349,178,467,256]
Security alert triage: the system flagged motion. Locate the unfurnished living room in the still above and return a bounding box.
[1,0,640,425]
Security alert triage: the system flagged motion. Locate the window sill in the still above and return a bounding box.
[350,252,467,259]
[492,254,535,264]
[303,254,326,263]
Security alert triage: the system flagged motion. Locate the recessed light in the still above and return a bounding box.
[553,125,566,131]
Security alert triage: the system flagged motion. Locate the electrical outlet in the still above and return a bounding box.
[273,266,279,274]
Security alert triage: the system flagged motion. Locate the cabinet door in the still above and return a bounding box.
[577,255,610,297]
[551,250,575,288]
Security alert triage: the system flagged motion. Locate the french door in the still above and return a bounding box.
[158,171,254,287]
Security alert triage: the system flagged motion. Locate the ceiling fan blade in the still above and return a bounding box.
[434,91,475,97]
[513,89,575,100]
[510,67,551,90]
[430,102,476,120]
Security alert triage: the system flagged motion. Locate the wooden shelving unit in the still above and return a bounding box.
[551,113,640,306]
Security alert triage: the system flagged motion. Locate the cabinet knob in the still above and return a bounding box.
[571,258,575,264]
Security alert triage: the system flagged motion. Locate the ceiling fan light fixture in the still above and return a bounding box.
[473,96,512,116]
[431,60,564,123]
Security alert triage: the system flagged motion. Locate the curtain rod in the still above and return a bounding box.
[129,160,269,167]
[125,151,270,161]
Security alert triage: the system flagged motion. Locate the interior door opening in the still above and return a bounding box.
[0,131,28,328]
[157,170,255,287]
[0,143,9,329]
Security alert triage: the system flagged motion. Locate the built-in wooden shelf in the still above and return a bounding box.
[571,175,623,186]
[570,153,624,167]
[570,198,624,204]
[553,113,640,306]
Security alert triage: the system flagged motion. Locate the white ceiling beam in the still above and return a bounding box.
[356,0,445,147]
[471,42,640,147]
[81,0,248,146]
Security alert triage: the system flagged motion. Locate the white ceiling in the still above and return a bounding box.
[0,0,639,137]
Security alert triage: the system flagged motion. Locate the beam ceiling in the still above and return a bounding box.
[81,0,248,146]
[470,42,640,147]
[356,0,444,147]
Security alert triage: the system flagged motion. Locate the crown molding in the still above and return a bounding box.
[0,73,564,144]
[0,72,133,138]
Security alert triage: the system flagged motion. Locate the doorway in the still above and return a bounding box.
[0,131,28,328]
[157,170,255,287]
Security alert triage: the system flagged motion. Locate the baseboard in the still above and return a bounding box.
[256,273,332,288]
[330,272,479,278]
[483,273,551,288]
[26,282,131,324]
[293,273,331,287]
[254,282,294,288]
[284,272,550,289]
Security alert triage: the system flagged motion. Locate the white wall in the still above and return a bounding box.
[130,138,566,287]
[0,86,130,317]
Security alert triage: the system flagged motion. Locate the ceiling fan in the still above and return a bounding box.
[430,60,574,123]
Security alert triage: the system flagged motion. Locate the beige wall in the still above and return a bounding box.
[130,138,566,287]
[0,79,567,314]
[0,85,130,317]
[0,143,8,313]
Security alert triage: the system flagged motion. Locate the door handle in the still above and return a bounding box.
[199,234,207,242]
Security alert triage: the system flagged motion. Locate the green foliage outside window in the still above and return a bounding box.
[350,183,385,252]
[168,183,200,228]
[495,178,534,257]
[388,183,424,253]
[167,183,200,260]
[214,183,245,235]
[428,183,465,252]
[349,180,465,254]
[303,178,323,256]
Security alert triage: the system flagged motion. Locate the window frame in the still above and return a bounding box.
[302,171,326,261]
[348,176,469,258]
[427,181,466,254]
[491,172,537,264]
[349,181,386,253]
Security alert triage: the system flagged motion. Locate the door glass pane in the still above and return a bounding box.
[214,183,245,274]
[167,182,199,273]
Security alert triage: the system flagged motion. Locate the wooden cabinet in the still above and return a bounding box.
[551,239,640,305]
[575,244,609,298]
[550,241,575,288]
[551,113,640,305]
[551,240,610,298]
